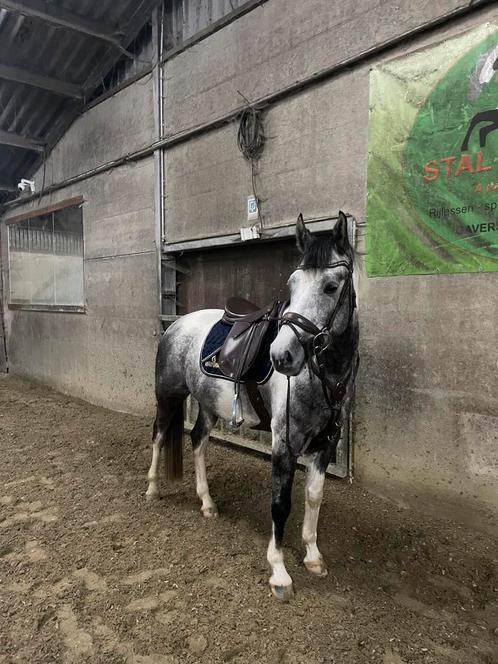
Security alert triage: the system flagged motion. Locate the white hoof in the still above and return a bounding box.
[270,582,294,602]
[304,557,328,577]
[201,505,218,518]
[145,489,160,501]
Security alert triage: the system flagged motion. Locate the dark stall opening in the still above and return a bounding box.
[176,238,300,314]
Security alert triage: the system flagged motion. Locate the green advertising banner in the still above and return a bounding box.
[366,24,498,276]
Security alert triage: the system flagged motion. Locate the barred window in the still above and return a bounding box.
[8,202,84,310]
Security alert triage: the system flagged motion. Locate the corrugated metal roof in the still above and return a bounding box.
[0,0,157,204]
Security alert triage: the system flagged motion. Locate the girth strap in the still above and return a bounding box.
[246,381,272,431]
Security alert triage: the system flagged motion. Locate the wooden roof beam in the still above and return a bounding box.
[0,128,45,152]
[0,182,18,192]
[0,63,82,99]
[0,0,132,56]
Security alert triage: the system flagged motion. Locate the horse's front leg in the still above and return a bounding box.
[267,441,297,602]
[302,446,334,577]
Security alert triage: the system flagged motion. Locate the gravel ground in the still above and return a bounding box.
[0,374,497,664]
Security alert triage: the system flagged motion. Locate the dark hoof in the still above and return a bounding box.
[270,583,294,602]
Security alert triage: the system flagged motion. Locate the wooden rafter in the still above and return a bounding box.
[0,0,130,55]
[0,129,45,152]
[0,63,82,99]
[0,182,18,192]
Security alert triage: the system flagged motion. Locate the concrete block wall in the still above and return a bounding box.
[0,80,160,414]
[163,0,498,533]
[164,0,475,135]
[38,80,154,188]
[164,70,370,241]
[164,0,495,241]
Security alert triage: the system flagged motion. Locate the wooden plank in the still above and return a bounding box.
[6,196,84,225]
[162,215,351,253]
[184,422,347,478]
[0,63,82,99]
[0,129,45,152]
[159,314,181,322]
[0,183,18,192]
[174,236,297,315]
[0,0,125,50]
[8,303,85,313]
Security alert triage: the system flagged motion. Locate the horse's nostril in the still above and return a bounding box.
[284,350,293,365]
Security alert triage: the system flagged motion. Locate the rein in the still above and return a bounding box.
[278,260,359,456]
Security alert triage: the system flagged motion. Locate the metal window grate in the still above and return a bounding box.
[8,204,85,309]
[9,225,83,256]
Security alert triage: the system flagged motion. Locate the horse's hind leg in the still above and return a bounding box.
[302,447,334,577]
[146,426,162,500]
[191,406,218,518]
[146,398,183,500]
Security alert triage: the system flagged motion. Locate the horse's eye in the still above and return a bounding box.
[324,283,338,295]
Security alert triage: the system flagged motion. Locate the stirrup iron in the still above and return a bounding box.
[229,382,244,429]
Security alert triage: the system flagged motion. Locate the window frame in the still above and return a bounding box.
[6,196,86,314]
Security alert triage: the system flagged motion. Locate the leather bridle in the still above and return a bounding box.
[277,260,359,455]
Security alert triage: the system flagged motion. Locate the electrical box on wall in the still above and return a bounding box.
[240,225,260,241]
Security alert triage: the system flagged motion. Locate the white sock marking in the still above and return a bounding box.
[267,528,292,588]
[194,437,217,515]
[146,434,162,498]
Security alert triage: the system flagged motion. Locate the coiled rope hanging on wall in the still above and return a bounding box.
[237,104,265,161]
[237,94,266,227]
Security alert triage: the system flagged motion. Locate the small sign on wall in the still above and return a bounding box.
[247,195,259,222]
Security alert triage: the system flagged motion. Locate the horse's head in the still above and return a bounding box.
[270,212,355,376]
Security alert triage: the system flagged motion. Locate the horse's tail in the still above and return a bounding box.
[153,398,184,481]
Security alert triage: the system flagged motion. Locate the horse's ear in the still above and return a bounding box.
[333,211,349,251]
[296,213,312,254]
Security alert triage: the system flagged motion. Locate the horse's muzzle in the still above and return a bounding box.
[270,345,304,376]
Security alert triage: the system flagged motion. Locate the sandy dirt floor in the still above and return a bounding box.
[0,374,497,664]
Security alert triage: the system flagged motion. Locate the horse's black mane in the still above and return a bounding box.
[301,233,355,269]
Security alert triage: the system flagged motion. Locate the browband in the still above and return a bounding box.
[296,260,353,272]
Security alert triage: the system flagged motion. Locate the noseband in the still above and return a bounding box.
[278,260,359,455]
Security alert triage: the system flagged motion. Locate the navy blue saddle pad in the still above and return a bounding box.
[200,316,278,384]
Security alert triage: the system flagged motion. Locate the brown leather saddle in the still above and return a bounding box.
[217,297,282,430]
[218,298,278,379]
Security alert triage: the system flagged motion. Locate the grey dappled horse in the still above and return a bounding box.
[147,213,359,601]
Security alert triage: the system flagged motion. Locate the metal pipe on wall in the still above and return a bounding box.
[152,4,177,326]
[152,5,166,323]
[0,248,9,371]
